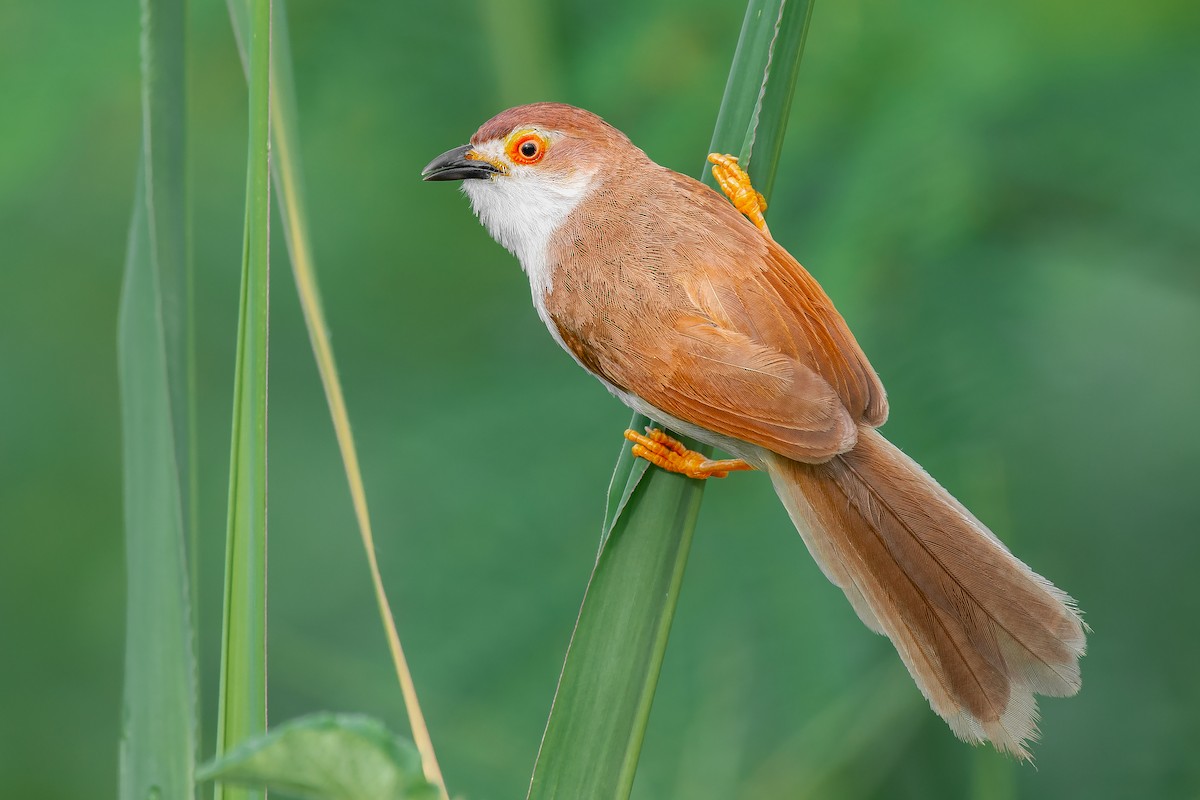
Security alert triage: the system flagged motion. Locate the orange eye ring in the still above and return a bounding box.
[507,131,548,165]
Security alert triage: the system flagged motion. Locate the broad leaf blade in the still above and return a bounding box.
[527,2,816,798]
[529,467,704,799]
[117,0,197,797]
[214,2,272,799]
[199,714,440,800]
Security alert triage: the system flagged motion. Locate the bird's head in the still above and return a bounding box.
[422,103,645,266]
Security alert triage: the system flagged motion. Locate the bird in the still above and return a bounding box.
[422,102,1086,758]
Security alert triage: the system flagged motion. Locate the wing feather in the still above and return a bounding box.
[544,163,886,462]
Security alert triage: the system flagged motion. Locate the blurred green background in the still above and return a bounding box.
[2,0,1198,797]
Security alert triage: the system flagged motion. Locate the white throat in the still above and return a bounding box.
[462,146,597,302]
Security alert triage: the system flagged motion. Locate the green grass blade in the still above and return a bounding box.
[116,0,197,796]
[528,464,704,799]
[527,2,816,798]
[224,2,448,794]
[214,2,272,799]
[708,0,815,198]
[268,6,450,792]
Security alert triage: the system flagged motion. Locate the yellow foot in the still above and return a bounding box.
[624,427,756,480]
[708,153,771,236]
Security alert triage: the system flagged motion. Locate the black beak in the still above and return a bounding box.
[421,144,502,181]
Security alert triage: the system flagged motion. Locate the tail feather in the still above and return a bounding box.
[768,428,1086,758]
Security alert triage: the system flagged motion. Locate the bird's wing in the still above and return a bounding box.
[545,166,886,462]
[624,309,860,461]
[756,241,888,426]
[618,171,888,460]
[666,169,888,427]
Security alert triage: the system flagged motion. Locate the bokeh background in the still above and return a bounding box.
[2,0,1198,797]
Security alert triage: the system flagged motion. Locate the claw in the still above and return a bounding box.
[623,427,755,480]
[708,153,771,236]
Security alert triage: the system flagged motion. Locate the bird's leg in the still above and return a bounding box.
[624,427,756,480]
[708,153,771,237]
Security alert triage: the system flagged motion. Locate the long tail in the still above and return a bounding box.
[767,428,1086,758]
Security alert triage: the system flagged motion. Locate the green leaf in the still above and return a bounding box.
[598,433,650,550]
[527,2,816,798]
[214,2,272,799]
[117,0,197,797]
[529,462,705,799]
[707,0,815,198]
[199,714,440,800]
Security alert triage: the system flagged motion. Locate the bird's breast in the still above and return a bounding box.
[535,180,687,389]
[539,252,634,385]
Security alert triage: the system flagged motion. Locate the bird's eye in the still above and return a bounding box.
[507,132,547,165]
